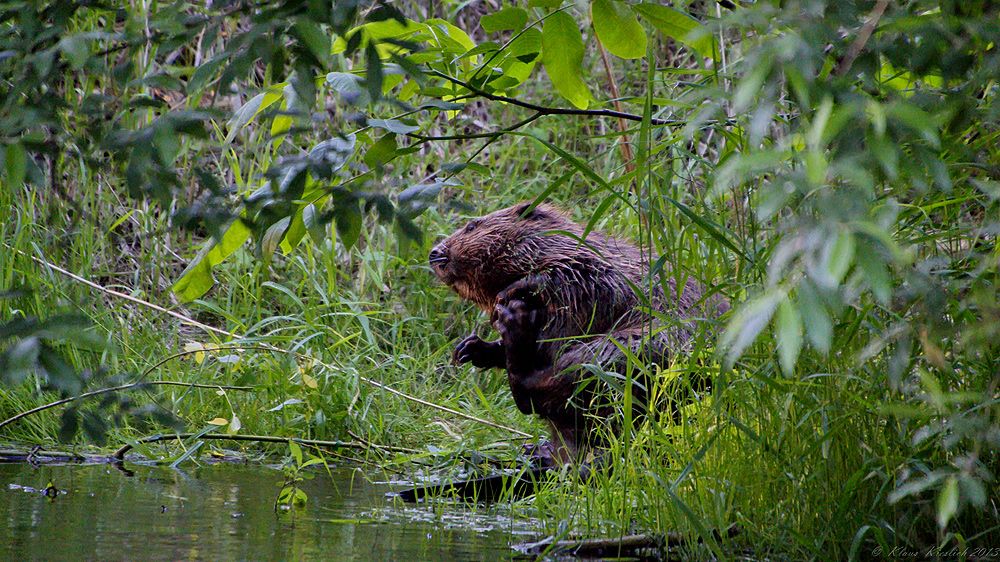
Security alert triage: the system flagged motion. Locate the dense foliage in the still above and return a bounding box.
[2,0,997,559]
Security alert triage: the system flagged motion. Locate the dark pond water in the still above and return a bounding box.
[0,461,542,562]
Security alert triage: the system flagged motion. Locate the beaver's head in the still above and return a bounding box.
[429,203,570,308]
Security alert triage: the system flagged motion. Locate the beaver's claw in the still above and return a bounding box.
[453,334,506,369]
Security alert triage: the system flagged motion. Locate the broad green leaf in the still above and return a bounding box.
[189,56,227,92]
[261,217,291,260]
[364,133,398,170]
[335,203,363,249]
[806,95,833,149]
[418,100,466,111]
[271,114,294,139]
[225,89,283,145]
[426,19,476,52]
[363,43,383,101]
[632,3,716,60]
[57,34,91,70]
[776,296,803,375]
[368,118,420,134]
[333,19,413,54]
[5,142,26,186]
[529,0,563,7]
[797,280,832,354]
[868,132,898,178]
[856,237,891,304]
[488,28,542,90]
[481,8,528,33]
[302,202,328,245]
[936,477,959,529]
[805,149,828,187]
[959,474,987,508]
[172,219,252,302]
[292,19,332,69]
[460,41,501,59]
[720,290,782,368]
[822,228,856,287]
[592,0,647,59]
[887,101,940,148]
[280,202,313,254]
[542,12,593,109]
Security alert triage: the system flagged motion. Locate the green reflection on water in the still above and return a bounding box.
[0,462,539,562]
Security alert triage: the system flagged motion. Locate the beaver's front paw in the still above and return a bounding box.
[495,298,545,374]
[453,334,506,369]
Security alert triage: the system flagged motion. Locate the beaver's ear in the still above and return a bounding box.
[515,203,546,220]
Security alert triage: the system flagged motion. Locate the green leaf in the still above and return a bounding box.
[797,280,832,354]
[363,43,384,101]
[936,477,959,529]
[225,90,282,145]
[632,3,716,60]
[856,237,891,304]
[542,11,593,109]
[368,118,420,134]
[261,217,291,260]
[821,228,856,288]
[335,202,363,249]
[488,28,543,90]
[460,41,501,59]
[57,34,91,70]
[776,296,803,375]
[481,8,528,33]
[720,290,782,369]
[364,133,398,170]
[172,219,252,302]
[529,0,563,7]
[592,0,647,59]
[5,142,27,186]
[292,19,332,69]
[189,56,227,92]
[418,100,466,111]
[302,203,327,245]
[887,101,940,148]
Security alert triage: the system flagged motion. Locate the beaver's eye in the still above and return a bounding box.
[465,221,478,232]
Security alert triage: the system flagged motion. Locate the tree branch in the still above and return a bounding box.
[0,381,252,432]
[834,0,889,77]
[429,70,681,126]
[112,433,419,460]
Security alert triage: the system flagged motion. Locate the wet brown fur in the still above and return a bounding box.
[429,203,728,464]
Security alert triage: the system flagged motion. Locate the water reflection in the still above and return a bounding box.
[0,462,540,562]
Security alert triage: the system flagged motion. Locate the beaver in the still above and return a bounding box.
[429,202,727,465]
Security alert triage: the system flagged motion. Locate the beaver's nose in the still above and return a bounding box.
[429,245,449,266]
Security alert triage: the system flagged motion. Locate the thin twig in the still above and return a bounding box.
[596,41,636,177]
[429,70,679,126]
[834,0,889,77]
[0,381,252,431]
[112,433,419,460]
